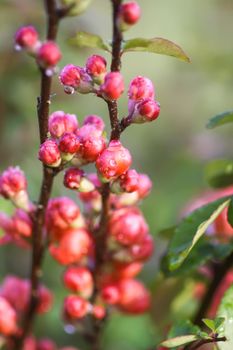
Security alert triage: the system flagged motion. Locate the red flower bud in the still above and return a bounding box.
[112,169,139,194]
[86,55,107,84]
[15,25,39,51]
[37,41,62,68]
[101,284,120,305]
[64,295,89,320]
[128,76,154,102]
[96,140,132,182]
[0,296,18,335]
[108,207,148,246]
[76,124,106,163]
[49,228,92,265]
[59,132,80,155]
[117,279,150,314]
[119,2,141,25]
[59,64,81,94]
[92,305,106,319]
[23,336,37,350]
[63,266,94,298]
[38,140,61,167]
[132,98,160,123]
[46,197,81,238]
[48,111,78,138]
[130,234,154,261]
[64,168,95,192]
[37,285,53,314]
[113,261,142,279]
[100,72,124,100]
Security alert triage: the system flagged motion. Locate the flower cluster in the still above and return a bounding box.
[0,276,52,337]
[14,26,61,75]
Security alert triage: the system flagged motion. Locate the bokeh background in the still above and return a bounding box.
[0,0,233,349]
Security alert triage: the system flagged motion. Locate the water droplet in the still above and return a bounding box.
[64,324,76,334]
[109,159,116,167]
[14,44,22,51]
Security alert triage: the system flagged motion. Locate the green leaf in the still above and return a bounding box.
[160,335,197,348]
[122,37,191,62]
[202,317,225,333]
[227,199,233,228]
[167,197,231,271]
[205,160,233,189]
[206,110,233,129]
[162,240,233,277]
[68,31,111,51]
[158,226,176,240]
[217,285,233,350]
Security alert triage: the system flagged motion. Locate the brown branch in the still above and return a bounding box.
[194,250,233,326]
[186,336,226,350]
[10,1,64,349]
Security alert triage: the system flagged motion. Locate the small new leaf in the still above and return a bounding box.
[160,335,197,348]
[205,159,233,189]
[122,37,191,62]
[217,285,233,350]
[68,31,111,51]
[202,317,225,333]
[206,110,233,129]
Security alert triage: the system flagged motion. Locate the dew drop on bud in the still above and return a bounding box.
[64,324,76,334]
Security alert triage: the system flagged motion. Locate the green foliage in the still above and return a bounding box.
[206,110,233,129]
[122,37,191,62]
[160,334,198,348]
[68,31,111,51]
[205,159,233,189]
[61,0,93,16]
[165,197,231,271]
[217,285,233,350]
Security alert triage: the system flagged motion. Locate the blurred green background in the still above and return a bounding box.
[0,0,233,349]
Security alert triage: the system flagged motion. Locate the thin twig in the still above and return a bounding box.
[194,250,233,326]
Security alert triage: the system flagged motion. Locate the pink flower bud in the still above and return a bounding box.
[37,338,57,350]
[137,174,152,199]
[0,296,18,335]
[64,168,95,192]
[63,266,94,298]
[132,98,160,123]
[76,124,106,164]
[63,295,89,320]
[117,279,150,314]
[0,166,27,199]
[38,140,61,167]
[119,2,141,25]
[59,64,81,94]
[100,72,124,100]
[108,207,148,246]
[128,76,155,102]
[37,285,53,314]
[113,261,142,279]
[37,41,62,68]
[59,132,80,156]
[49,228,92,265]
[23,336,37,350]
[96,140,132,182]
[83,115,105,131]
[111,169,139,194]
[46,197,81,238]
[0,276,30,312]
[86,55,107,84]
[14,25,39,51]
[48,111,78,138]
